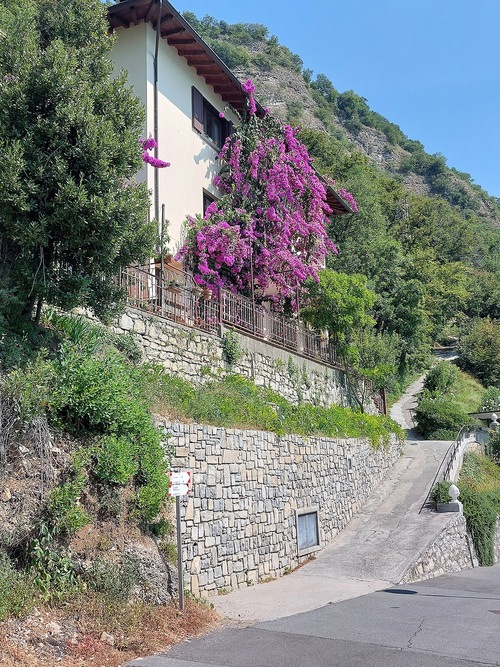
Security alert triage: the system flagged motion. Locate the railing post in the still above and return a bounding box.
[218,287,223,336]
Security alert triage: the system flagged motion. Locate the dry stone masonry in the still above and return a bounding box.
[161,422,402,596]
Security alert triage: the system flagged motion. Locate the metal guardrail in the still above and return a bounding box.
[120,265,386,413]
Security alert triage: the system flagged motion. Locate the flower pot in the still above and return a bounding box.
[202,288,213,300]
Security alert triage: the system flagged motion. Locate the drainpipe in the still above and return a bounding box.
[153,0,162,225]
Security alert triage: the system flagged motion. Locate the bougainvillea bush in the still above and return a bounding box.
[177,81,356,312]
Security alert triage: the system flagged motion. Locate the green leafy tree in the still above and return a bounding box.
[303,270,397,411]
[0,0,155,326]
[458,318,500,387]
[302,269,376,346]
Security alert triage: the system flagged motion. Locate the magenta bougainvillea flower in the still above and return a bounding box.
[177,81,356,312]
[140,137,170,168]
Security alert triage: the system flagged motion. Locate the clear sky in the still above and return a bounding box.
[172,0,500,198]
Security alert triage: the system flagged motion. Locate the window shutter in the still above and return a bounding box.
[192,86,204,133]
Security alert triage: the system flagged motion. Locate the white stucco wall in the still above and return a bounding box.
[110,22,239,252]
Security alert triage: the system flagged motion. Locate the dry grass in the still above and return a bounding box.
[0,594,219,667]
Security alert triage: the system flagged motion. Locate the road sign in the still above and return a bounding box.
[170,471,191,485]
[169,483,190,497]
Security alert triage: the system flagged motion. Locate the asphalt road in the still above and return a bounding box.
[128,564,500,667]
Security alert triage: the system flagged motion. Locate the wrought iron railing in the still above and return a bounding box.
[120,265,386,413]
[121,264,219,334]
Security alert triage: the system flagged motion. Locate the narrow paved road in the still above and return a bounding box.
[127,364,500,666]
[129,566,500,667]
[209,372,454,623]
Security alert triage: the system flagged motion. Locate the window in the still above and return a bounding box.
[296,507,320,556]
[192,86,232,149]
[203,190,217,214]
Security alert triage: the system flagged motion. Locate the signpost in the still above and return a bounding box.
[169,471,191,611]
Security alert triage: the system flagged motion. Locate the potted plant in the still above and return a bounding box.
[167,278,183,293]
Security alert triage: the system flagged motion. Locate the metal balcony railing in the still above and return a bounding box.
[120,265,386,413]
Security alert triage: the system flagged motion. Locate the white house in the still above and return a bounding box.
[107,0,352,254]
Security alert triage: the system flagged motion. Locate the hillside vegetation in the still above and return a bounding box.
[184,12,500,395]
[0,312,403,664]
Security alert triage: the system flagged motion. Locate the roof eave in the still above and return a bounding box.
[108,0,265,116]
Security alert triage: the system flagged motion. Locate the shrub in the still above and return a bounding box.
[485,428,500,465]
[152,373,405,449]
[29,523,79,599]
[457,318,500,387]
[222,329,243,366]
[86,554,140,601]
[0,554,36,620]
[458,486,497,566]
[149,517,174,539]
[253,52,274,71]
[48,346,171,522]
[424,362,458,395]
[206,38,251,69]
[45,476,91,536]
[1,352,57,427]
[94,435,139,485]
[478,386,500,412]
[414,394,473,439]
[430,480,452,504]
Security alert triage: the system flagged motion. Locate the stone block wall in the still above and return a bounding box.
[400,514,478,584]
[495,518,500,563]
[161,421,402,597]
[115,308,354,408]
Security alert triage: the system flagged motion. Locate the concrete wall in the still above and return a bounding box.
[110,22,239,251]
[116,307,354,408]
[161,421,403,596]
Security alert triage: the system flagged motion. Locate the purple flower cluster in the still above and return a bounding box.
[242,79,257,116]
[324,176,358,212]
[140,137,170,168]
[177,106,346,312]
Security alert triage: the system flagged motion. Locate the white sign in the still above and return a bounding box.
[170,471,191,485]
[169,483,190,497]
[169,471,191,497]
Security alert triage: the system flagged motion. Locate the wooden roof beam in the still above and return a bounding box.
[178,49,205,56]
[162,27,185,37]
[144,0,157,24]
[194,66,227,74]
[168,38,196,45]
[111,14,129,29]
[130,5,138,25]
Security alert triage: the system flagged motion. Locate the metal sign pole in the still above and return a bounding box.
[176,495,185,611]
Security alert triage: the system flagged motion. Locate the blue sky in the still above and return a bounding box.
[172,0,500,198]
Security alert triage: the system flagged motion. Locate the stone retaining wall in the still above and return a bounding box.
[495,518,500,563]
[161,421,402,596]
[400,514,478,584]
[115,308,354,408]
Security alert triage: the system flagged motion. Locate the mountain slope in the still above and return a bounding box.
[183,13,500,227]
